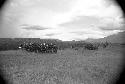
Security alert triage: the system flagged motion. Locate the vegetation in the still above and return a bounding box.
[0,38,113,52]
[0,43,123,84]
[84,43,99,50]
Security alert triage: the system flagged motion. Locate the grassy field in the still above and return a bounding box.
[0,44,124,84]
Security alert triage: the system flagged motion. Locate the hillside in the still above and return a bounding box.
[85,31,125,43]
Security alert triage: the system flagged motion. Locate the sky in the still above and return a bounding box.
[0,0,124,41]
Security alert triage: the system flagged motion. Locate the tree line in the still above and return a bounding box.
[0,38,119,51]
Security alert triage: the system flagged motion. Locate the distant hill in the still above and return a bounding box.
[85,31,125,43]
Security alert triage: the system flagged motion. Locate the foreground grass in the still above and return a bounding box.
[0,45,124,84]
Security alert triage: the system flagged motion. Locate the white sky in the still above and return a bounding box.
[0,0,124,41]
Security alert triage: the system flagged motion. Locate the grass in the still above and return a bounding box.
[0,44,124,84]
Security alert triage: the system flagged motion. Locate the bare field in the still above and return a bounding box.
[0,45,124,84]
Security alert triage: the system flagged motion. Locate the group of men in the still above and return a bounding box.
[19,42,58,53]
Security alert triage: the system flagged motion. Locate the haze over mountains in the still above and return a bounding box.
[85,31,125,43]
[0,31,124,44]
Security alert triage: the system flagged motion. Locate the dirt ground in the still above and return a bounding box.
[0,45,124,84]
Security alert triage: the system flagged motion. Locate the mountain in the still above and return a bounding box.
[85,31,125,43]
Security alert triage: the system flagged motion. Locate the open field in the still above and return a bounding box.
[0,44,124,84]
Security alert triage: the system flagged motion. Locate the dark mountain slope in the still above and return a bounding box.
[85,31,125,43]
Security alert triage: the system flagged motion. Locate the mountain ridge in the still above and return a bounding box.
[85,31,125,43]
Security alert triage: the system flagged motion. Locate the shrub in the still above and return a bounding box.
[84,43,98,50]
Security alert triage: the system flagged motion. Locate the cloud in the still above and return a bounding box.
[45,33,56,36]
[0,0,124,41]
[70,30,105,39]
[59,14,125,34]
[99,26,125,31]
[98,21,125,31]
[59,16,101,27]
[21,25,49,30]
[70,31,100,35]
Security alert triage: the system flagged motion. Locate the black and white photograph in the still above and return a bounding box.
[0,0,125,84]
